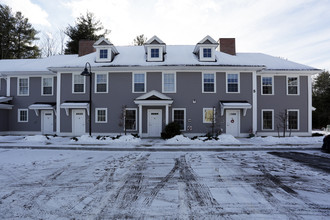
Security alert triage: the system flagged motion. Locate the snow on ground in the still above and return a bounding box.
[0,148,329,219]
[0,134,325,148]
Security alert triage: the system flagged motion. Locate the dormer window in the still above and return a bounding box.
[144,36,166,62]
[93,37,119,63]
[151,48,159,58]
[194,35,218,62]
[100,49,108,59]
[203,48,212,58]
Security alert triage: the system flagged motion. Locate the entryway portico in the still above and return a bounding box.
[134,90,173,137]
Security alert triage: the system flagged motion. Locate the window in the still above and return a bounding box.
[173,108,186,131]
[227,73,239,93]
[42,77,53,95]
[287,110,299,130]
[18,109,28,122]
[203,48,212,58]
[151,48,159,58]
[18,77,29,95]
[203,73,216,93]
[203,108,216,123]
[96,73,108,93]
[73,74,85,93]
[133,73,146,93]
[125,108,137,130]
[262,110,274,130]
[261,76,273,95]
[95,108,107,123]
[100,49,108,59]
[162,73,176,93]
[287,76,299,95]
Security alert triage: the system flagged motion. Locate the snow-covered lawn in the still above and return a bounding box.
[0,148,329,219]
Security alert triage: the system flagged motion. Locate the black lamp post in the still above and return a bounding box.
[81,62,92,136]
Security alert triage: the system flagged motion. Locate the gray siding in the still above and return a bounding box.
[8,76,56,132]
[0,78,6,96]
[257,75,308,132]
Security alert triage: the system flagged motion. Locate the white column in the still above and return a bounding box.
[165,104,169,125]
[139,104,142,136]
[6,77,10,96]
[252,71,257,135]
[307,75,312,134]
[56,73,61,136]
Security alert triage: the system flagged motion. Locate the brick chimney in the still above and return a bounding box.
[218,38,236,55]
[79,40,96,56]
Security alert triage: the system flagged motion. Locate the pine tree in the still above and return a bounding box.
[312,71,330,129]
[0,4,40,59]
[65,12,110,54]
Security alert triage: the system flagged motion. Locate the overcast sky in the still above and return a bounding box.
[1,0,330,71]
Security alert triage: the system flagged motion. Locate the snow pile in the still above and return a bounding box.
[165,135,202,144]
[23,135,49,142]
[217,134,241,144]
[113,135,140,144]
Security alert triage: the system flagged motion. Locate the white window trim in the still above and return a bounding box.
[226,72,240,93]
[72,73,86,94]
[261,76,274,95]
[17,77,29,96]
[95,108,108,123]
[18,109,28,122]
[202,72,216,93]
[287,76,300,95]
[261,109,274,130]
[132,72,146,93]
[41,76,54,96]
[203,108,216,124]
[172,108,186,131]
[147,46,163,62]
[162,72,176,93]
[287,109,300,130]
[199,46,215,61]
[125,108,137,131]
[95,47,111,63]
[94,73,108,93]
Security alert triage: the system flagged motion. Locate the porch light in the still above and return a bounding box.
[81,62,93,136]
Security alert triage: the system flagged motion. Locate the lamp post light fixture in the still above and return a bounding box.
[81,62,93,136]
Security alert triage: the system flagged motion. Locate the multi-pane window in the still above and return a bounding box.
[73,74,85,93]
[203,108,215,123]
[203,73,215,93]
[96,73,107,93]
[133,73,145,93]
[203,48,212,58]
[262,77,273,95]
[100,49,108,59]
[287,77,299,95]
[18,109,28,122]
[262,110,273,130]
[18,78,29,95]
[125,109,137,130]
[163,73,175,93]
[173,109,185,130]
[95,108,107,123]
[287,110,299,130]
[151,48,159,58]
[42,77,53,95]
[227,73,239,93]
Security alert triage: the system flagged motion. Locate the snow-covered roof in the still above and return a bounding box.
[0,55,77,75]
[0,45,320,75]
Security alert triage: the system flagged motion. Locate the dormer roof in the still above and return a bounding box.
[145,35,165,45]
[193,35,218,54]
[94,37,112,46]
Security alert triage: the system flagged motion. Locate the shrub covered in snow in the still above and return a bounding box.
[161,122,181,139]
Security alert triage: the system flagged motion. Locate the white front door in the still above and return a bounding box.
[72,109,86,136]
[148,109,162,137]
[42,110,53,134]
[226,110,240,137]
